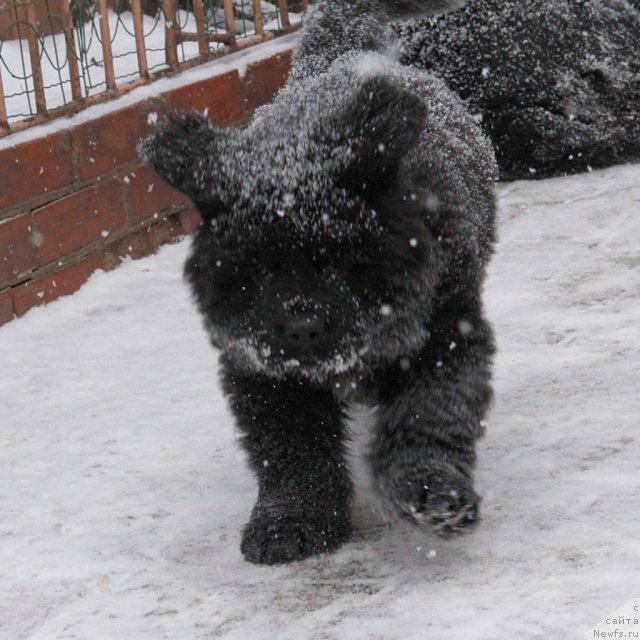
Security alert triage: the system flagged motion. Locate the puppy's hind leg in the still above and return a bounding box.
[222,361,353,564]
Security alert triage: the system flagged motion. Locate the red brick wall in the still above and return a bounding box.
[0,49,293,327]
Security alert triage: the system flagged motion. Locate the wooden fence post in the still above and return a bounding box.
[163,0,180,69]
[131,0,150,79]
[25,2,47,113]
[97,0,117,91]
[61,0,82,101]
[222,0,236,46]
[277,0,290,28]
[0,64,9,130]
[191,0,209,57]
[252,0,264,36]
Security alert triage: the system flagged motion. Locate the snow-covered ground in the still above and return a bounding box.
[1,163,639,639]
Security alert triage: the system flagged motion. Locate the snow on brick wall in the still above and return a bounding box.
[0,48,293,326]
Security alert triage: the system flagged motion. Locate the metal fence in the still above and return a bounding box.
[0,0,304,136]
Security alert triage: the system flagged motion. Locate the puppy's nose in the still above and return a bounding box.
[283,315,325,347]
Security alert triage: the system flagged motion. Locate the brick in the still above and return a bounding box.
[146,215,183,251]
[13,252,107,317]
[165,70,246,125]
[72,101,159,181]
[242,51,292,115]
[0,214,36,284]
[126,164,187,221]
[104,229,155,267]
[103,215,186,268]
[0,132,75,211]
[0,287,14,326]
[33,177,128,265]
[179,208,201,234]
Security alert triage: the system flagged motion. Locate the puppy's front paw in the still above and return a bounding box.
[241,504,351,565]
[378,462,480,536]
[411,476,479,536]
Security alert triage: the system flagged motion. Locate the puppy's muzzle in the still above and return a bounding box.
[272,302,334,361]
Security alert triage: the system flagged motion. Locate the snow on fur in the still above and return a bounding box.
[138,0,499,565]
[398,0,640,179]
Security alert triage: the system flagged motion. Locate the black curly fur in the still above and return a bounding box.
[139,0,497,564]
[398,0,640,179]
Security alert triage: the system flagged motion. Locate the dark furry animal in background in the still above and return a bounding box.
[398,0,640,180]
[139,0,497,564]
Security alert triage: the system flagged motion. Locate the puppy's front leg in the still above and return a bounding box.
[370,300,494,536]
[221,361,353,564]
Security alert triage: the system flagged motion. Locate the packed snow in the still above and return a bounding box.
[1,163,639,639]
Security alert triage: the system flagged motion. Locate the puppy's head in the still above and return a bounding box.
[139,76,441,380]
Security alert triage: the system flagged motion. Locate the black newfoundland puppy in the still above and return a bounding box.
[399,0,640,180]
[139,0,497,564]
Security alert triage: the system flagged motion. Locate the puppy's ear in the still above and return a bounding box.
[137,111,237,216]
[340,76,426,188]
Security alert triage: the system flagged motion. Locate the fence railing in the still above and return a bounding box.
[0,0,305,137]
